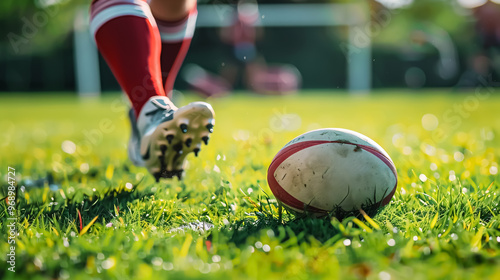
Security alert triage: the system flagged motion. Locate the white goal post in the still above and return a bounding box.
[74,3,371,96]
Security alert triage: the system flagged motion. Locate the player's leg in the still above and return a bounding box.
[90,0,214,181]
[90,0,165,117]
[150,0,198,97]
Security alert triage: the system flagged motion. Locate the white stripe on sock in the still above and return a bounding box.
[159,12,198,43]
[90,1,156,38]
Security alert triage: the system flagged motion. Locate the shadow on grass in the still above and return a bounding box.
[6,177,154,230]
[223,193,388,246]
[226,215,343,245]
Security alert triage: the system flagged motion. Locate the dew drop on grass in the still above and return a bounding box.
[387,239,396,246]
[497,236,500,243]
[451,233,458,240]
[453,151,464,162]
[434,173,440,179]
[255,241,263,249]
[34,257,43,269]
[422,247,431,255]
[263,245,271,252]
[152,257,163,266]
[80,163,89,174]
[163,262,174,271]
[424,144,436,156]
[135,173,144,181]
[413,236,418,241]
[440,154,450,163]
[490,166,498,175]
[102,258,116,270]
[59,269,70,280]
[61,140,76,154]
[212,255,221,263]
[392,133,404,147]
[343,239,351,246]
[449,174,456,182]
[213,165,221,173]
[211,263,220,272]
[97,253,105,260]
[419,174,427,182]
[402,146,412,155]
[379,271,391,280]
[430,163,438,171]
[422,114,439,131]
[125,183,133,190]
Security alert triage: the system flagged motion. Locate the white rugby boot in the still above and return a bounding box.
[128,96,215,181]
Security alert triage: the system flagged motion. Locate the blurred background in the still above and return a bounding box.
[1,0,499,95]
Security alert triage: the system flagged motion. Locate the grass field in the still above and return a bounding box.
[1,90,500,280]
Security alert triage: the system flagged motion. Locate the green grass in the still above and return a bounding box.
[1,90,499,280]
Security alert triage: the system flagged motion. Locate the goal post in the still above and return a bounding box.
[74,6,101,97]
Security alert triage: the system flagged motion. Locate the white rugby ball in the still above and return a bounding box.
[267,128,397,217]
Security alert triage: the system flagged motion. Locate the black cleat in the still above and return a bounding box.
[206,124,214,133]
[173,143,183,155]
[185,138,192,148]
[194,148,200,157]
[160,145,167,153]
[166,135,174,144]
[202,136,209,145]
[180,124,188,133]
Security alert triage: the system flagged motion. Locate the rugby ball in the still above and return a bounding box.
[267,128,397,217]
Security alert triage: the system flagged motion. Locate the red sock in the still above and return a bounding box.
[155,5,198,98]
[90,0,165,118]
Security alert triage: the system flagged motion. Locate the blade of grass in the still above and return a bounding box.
[80,216,99,236]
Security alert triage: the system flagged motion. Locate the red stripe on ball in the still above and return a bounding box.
[268,141,330,213]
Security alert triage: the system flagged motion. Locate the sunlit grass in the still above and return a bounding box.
[0,90,499,279]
